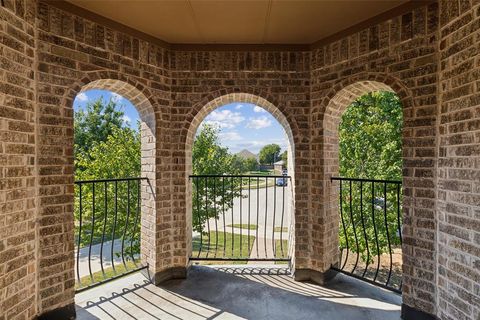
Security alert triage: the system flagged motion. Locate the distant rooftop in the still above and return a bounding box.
[236,149,257,159]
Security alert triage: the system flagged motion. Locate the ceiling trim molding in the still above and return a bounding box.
[41,0,435,52]
[310,0,437,49]
[170,43,310,52]
[42,0,172,48]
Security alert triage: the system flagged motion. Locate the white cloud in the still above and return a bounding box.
[246,116,272,129]
[111,92,124,103]
[204,109,245,129]
[253,105,266,113]
[122,115,131,124]
[235,104,243,110]
[220,131,242,141]
[234,138,289,154]
[75,92,88,102]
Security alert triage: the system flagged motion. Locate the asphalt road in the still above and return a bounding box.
[76,184,293,278]
[202,184,293,238]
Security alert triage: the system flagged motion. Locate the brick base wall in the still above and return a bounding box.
[0,1,479,319]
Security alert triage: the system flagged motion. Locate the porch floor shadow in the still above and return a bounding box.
[76,265,401,320]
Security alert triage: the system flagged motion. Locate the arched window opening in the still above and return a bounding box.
[73,87,152,292]
[334,90,404,292]
[187,100,295,267]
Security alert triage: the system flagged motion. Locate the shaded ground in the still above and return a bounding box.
[339,248,402,290]
[76,265,401,320]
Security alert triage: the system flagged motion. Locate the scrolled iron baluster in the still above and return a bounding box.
[87,183,96,283]
[121,180,132,269]
[129,179,141,267]
[339,180,349,270]
[264,176,268,258]
[213,177,218,258]
[359,181,371,278]
[384,182,393,286]
[99,181,108,277]
[372,181,381,282]
[76,183,83,285]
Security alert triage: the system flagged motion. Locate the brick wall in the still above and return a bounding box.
[1,0,479,319]
[34,1,171,315]
[310,3,440,315]
[437,1,480,319]
[169,51,312,270]
[0,1,37,319]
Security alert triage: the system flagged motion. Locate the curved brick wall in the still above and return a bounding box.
[0,0,478,319]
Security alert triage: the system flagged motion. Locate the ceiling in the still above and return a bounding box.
[66,0,410,45]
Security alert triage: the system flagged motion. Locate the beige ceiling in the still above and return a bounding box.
[66,0,410,44]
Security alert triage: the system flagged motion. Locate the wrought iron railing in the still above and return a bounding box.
[74,177,148,292]
[331,177,403,293]
[189,175,293,263]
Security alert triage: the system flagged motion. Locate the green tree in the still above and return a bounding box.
[280,150,288,167]
[192,125,243,233]
[338,91,403,263]
[231,155,246,173]
[258,144,281,165]
[74,97,125,163]
[339,91,402,181]
[75,126,140,181]
[73,97,141,259]
[74,127,141,253]
[244,157,258,172]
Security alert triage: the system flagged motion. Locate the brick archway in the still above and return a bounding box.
[53,75,161,295]
[183,91,298,266]
[313,73,434,312]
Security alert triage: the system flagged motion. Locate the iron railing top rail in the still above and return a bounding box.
[331,176,401,185]
[189,174,291,179]
[75,177,148,184]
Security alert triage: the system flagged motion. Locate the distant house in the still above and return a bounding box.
[236,149,257,160]
[274,160,285,173]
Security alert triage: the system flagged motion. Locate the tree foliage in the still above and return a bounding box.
[243,157,258,172]
[280,150,288,167]
[258,144,281,165]
[74,97,141,255]
[192,125,243,233]
[75,126,141,181]
[338,91,403,263]
[339,91,402,180]
[74,97,125,162]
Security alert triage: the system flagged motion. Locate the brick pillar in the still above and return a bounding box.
[0,1,39,319]
[436,1,480,320]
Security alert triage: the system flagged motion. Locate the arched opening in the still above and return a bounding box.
[71,79,157,291]
[185,93,296,268]
[323,80,407,292]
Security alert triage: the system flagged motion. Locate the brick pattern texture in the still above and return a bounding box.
[0,0,479,319]
[34,2,171,315]
[0,0,37,319]
[310,3,440,315]
[437,1,480,319]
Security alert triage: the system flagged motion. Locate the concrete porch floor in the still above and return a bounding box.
[75,265,401,320]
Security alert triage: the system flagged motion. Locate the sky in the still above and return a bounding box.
[73,89,140,131]
[74,90,289,154]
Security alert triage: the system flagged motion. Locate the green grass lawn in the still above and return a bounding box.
[241,176,277,189]
[192,231,255,264]
[275,239,289,264]
[274,227,288,232]
[227,223,257,230]
[247,170,274,176]
[76,260,140,290]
